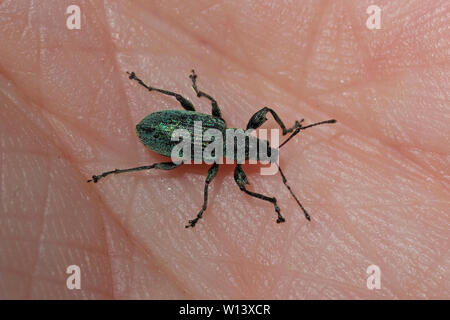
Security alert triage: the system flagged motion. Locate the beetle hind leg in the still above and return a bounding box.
[186,163,219,228]
[87,161,181,183]
[189,70,223,119]
[126,71,196,111]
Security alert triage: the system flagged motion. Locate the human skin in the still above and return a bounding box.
[0,0,448,299]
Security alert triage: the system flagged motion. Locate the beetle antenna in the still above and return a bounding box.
[280,119,336,148]
[275,163,311,221]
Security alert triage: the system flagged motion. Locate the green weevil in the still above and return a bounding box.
[88,70,336,228]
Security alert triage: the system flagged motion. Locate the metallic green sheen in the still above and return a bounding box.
[135,109,227,158]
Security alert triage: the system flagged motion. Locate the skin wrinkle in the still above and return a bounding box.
[0,0,449,299]
[332,207,404,298]
[298,0,328,89]
[311,90,447,185]
[1,94,52,297]
[27,164,50,298]
[344,3,372,70]
[100,0,138,146]
[47,112,128,161]
[99,190,179,299]
[96,4,145,298]
[10,99,116,298]
[304,62,449,100]
[114,182,204,299]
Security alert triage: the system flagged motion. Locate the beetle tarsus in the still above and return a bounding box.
[189,69,197,81]
[276,216,286,223]
[185,218,199,228]
[127,71,135,80]
[275,204,285,223]
[87,175,99,183]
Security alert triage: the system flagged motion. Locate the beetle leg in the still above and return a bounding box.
[189,70,222,119]
[276,164,310,220]
[186,163,219,228]
[127,71,196,111]
[87,161,181,183]
[246,107,302,135]
[246,107,336,148]
[233,164,285,224]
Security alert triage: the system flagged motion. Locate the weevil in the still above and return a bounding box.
[88,70,336,228]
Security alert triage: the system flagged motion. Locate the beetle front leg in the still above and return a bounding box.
[276,164,310,220]
[87,161,181,183]
[186,163,219,228]
[246,107,302,134]
[189,70,222,119]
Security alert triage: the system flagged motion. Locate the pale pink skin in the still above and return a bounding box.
[0,1,448,299]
